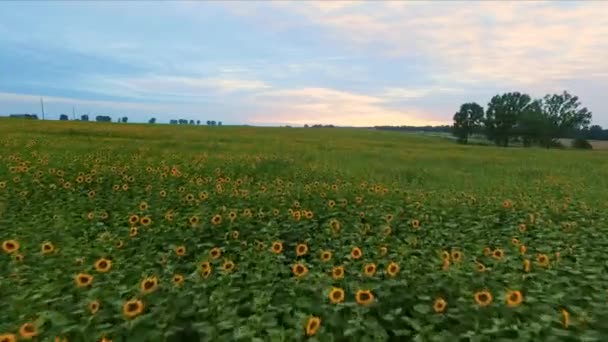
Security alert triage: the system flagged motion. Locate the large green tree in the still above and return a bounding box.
[452,102,484,144]
[542,91,592,138]
[485,92,535,147]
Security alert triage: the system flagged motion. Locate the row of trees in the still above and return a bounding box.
[453,91,593,147]
[168,120,222,126]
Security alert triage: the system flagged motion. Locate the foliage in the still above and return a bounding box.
[571,138,593,150]
[452,102,484,144]
[485,92,535,147]
[1,119,608,341]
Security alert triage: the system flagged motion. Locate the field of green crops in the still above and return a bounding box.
[1,118,608,342]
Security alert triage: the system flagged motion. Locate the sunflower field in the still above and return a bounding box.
[1,119,608,342]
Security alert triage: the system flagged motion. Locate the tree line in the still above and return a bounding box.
[453,90,595,147]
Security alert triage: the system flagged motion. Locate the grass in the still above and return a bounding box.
[1,118,608,341]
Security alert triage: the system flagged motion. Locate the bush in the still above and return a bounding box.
[571,138,593,150]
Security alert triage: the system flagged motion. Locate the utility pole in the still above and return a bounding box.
[40,97,45,120]
[72,106,76,120]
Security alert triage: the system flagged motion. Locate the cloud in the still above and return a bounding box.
[249,87,449,127]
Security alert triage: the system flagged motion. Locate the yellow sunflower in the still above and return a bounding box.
[329,287,345,304]
[94,258,112,273]
[128,214,139,226]
[537,254,550,267]
[89,300,100,314]
[0,334,16,342]
[172,274,185,286]
[433,297,447,313]
[223,260,235,272]
[2,240,19,254]
[211,214,222,225]
[209,247,222,259]
[41,242,55,254]
[140,276,159,294]
[331,266,345,280]
[271,241,283,254]
[386,262,400,277]
[292,263,309,278]
[175,246,186,257]
[305,316,321,336]
[123,299,144,319]
[492,248,504,260]
[18,323,37,339]
[355,290,374,305]
[351,247,362,259]
[363,263,377,277]
[505,290,523,307]
[74,273,94,288]
[296,243,308,257]
[320,250,332,262]
[474,290,493,307]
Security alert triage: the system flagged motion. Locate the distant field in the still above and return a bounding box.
[1,118,608,341]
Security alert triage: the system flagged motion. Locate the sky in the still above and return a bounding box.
[0,1,607,127]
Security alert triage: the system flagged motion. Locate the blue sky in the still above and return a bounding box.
[1,1,607,126]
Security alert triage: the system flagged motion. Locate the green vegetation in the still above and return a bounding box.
[1,118,608,341]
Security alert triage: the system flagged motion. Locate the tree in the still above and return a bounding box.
[206,120,211,126]
[218,121,222,126]
[196,120,200,125]
[513,100,552,147]
[541,91,592,139]
[189,120,195,125]
[59,114,69,121]
[149,118,156,124]
[170,119,178,124]
[485,92,534,147]
[95,115,112,122]
[81,114,89,121]
[452,102,484,144]
[121,117,128,123]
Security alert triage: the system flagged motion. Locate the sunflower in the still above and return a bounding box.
[474,290,493,307]
[272,209,279,216]
[482,247,491,256]
[209,247,222,259]
[185,193,194,201]
[293,211,301,220]
[329,219,341,233]
[0,334,16,342]
[518,223,527,233]
[511,238,520,246]
[320,251,332,262]
[475,262,487,273]
[492,249,504,260]
[355,290,374,305]
[505,290,523,307]
[382,226,392,236]
[450,250,463,262]
[433,297,447,313]
[175,246,186,256]
[329,287,345,304]
[115,240,124,249]
[189,216,200,225]
[200,261,212,272]
[442,258,450,270]
[94,258,112,273]
[74,273,93,288]
[159,190,167,197]
[519,245,527,255]
[537,254,550,267]
[140,276,159,294]
[292,263,309,277]
[296,243,308,257]
[386,261,400,277]
[18,323,37,339]
[411,219,420,229]
[172,274,185,286]
[523,259,531,272]
[363,263,377,277]
[2,240,19,254]
[140,216,151,226]
[129,227,138,237]
[503,199,512,209]
[14,254,24,262]
[89,300,100,314]
[441,251,450,260]
[128,214,139,225]
[351,247,362,259]
[123,299,144,319]
[112,184,120,191]
[271,241,283,254]
[304,211,314,219]
[305,316,321,337]
[211,215,222,225]
[379,246,388,256]
[228,211,237,221]
[223,260,235,272]
[86,212,95,221]
[331,266,345,280]
[41,242,55,254]
[561,308,570,328]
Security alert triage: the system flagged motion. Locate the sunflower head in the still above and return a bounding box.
[292,263,309,278]
[2,239,19,254]
[483,247,492,256]
[231,230,239,239]
[450,250,463,262]
[41,242,55,254]
[123,299,144,319]
[89,300,100,314]
[128,214,139,225]
[351,247,362,259]
[505,290,523,307]
[329,219,341,233]
[175,246,186,256]
[189,216,200,225]
[379,246,388,257]
[475,262,487,273]
[94,258,112,273]
[209,247,222,259]
[74,273,94,288]
[271,241,283,254]
[140,276,159,294]
[537,254,550,267]
[411,219,420,229]
[140,216,151,226]
[329,287,345,304]
[363,263,377,277]
[492,249,504,260]
[519,245,527,255]
[18,323,37,339]
[296,243,308,257]
[305,316,321,336]
[223,260,235,272]
[474,290,493,307]
[355,290,374,305]
[172,274,185,286]
[115,240,124,249]
[386,262,400,277]
[433,297,447,313]
[129,227,138,237]
[211,215,222,225]
[14,253,24,262]
[331,266,345,280]
[0,333,17,342]
[320,251,332,262]
[518,223,527,233]
[511,238,520,246]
